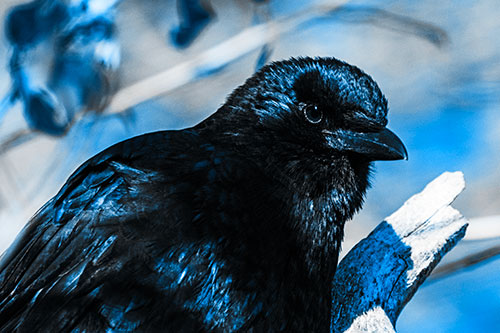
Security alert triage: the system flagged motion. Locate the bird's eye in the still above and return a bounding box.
[302,104,323,124]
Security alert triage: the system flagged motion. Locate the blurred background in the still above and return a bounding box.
[0,0,499,331]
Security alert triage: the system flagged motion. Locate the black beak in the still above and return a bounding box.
[323,127,408,161]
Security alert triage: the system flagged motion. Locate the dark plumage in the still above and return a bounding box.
[0,57,406,331]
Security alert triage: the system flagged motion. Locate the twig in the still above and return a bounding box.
[329,5,448,47]
[0,129,39,155]
[0,107,92,156]
[429,244,500,281]
[463,215,500,241]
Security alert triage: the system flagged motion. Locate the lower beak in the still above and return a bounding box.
[323,127,408,161]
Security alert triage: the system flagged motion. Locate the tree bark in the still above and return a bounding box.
[331,171,468,332]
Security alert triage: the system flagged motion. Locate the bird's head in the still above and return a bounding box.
[202,57,407,274]
[205,56,406,215]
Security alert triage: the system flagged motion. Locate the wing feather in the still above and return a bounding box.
[0,148,145,331]
[0,131,218,331]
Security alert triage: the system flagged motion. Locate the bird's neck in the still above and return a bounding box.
[254,155,370,327]
[270,155,370,281]
[197,118,370,278]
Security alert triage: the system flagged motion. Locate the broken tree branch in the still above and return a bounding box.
[331,171,468,332]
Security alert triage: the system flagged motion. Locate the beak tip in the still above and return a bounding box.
[373,129,408,161]
[400,146,409,161]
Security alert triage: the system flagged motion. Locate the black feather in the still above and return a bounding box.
[0,57,404,331]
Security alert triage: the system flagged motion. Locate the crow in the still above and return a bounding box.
[0,57,406,332]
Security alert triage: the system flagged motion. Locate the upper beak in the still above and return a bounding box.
[323,127,408,161]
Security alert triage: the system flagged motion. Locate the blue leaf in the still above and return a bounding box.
[23,89,70,136]
[170,0,214,48]
[5,1,68,49]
